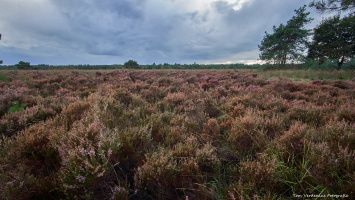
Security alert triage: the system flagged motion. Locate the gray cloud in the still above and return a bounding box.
[0,0,320,65]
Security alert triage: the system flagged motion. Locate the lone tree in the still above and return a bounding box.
[258,6,313,64]
[308,14,355,69]
[15,61,31,70]
[309,0,355,13]
[124,60,140,69]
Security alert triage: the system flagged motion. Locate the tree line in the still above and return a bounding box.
[0,62,261,70]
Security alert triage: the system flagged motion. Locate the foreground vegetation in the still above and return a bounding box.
[0,69,354,199]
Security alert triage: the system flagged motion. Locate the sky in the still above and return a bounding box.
[0,0,325,65]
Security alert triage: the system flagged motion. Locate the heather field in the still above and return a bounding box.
[0,69,354,199]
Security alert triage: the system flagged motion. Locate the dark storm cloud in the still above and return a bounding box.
[0,0,320,65]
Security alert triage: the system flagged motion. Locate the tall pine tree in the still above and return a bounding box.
[308,14,355,69]
[258,6,313,64]
[309,0,355,13]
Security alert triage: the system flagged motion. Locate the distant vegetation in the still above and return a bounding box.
[124,60,140,69]
[0,60,354,71]
[14,61,31,70]
[0,62,260,70]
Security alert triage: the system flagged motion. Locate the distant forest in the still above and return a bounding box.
[0,61,354,71]
[0,63,258,70]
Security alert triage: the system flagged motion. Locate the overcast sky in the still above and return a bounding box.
[0,0,323,65]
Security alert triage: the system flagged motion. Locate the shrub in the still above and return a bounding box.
[203,98,221,118]
[114,88,133,107]
[0,104,56,137]
[314,120,355,152]
[337,103,355,123]
[274,122,309,162]
[286,103,329,127]
[58,101,91,130]
[202,118,221,142]
[163,92,187,109]
[134,147,188,199]
[54,111,120,199]
[124,60,140,69]
[307,142,355,195]
[227,110,269,157]
[7,101,26,114]
[157,77,172,87]
[319,59,338,70]
[135,138,220,199]
[15,61,31,70]
[150,112,172,143]
[0,85,30,117]
[0,123,61,199]
[342,59,355,70]
[239,153,278,191]
[304,58,320,70]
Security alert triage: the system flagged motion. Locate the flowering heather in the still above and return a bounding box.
[0,69,354,199]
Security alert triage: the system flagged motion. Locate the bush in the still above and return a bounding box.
[55,114,115,199]
[0,122,62,199]
[134,138,220,199]
[239,154,278,191]
[7,101,26,114]
[342,59,355,70]
[15,61,31,70]
[303,58,320,70]
[124,60,140,69]
[227,111,269,157]
[318,59,338,70]
[0,104,57,137]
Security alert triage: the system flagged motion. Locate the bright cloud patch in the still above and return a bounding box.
[181,0,254,12]
[223,0,254,11]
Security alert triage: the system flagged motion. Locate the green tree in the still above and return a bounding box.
[123,60,140,69]
[15,61,31,70]
[309,0,355,13]
[308,14,355,69]
[258,6,313,64]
